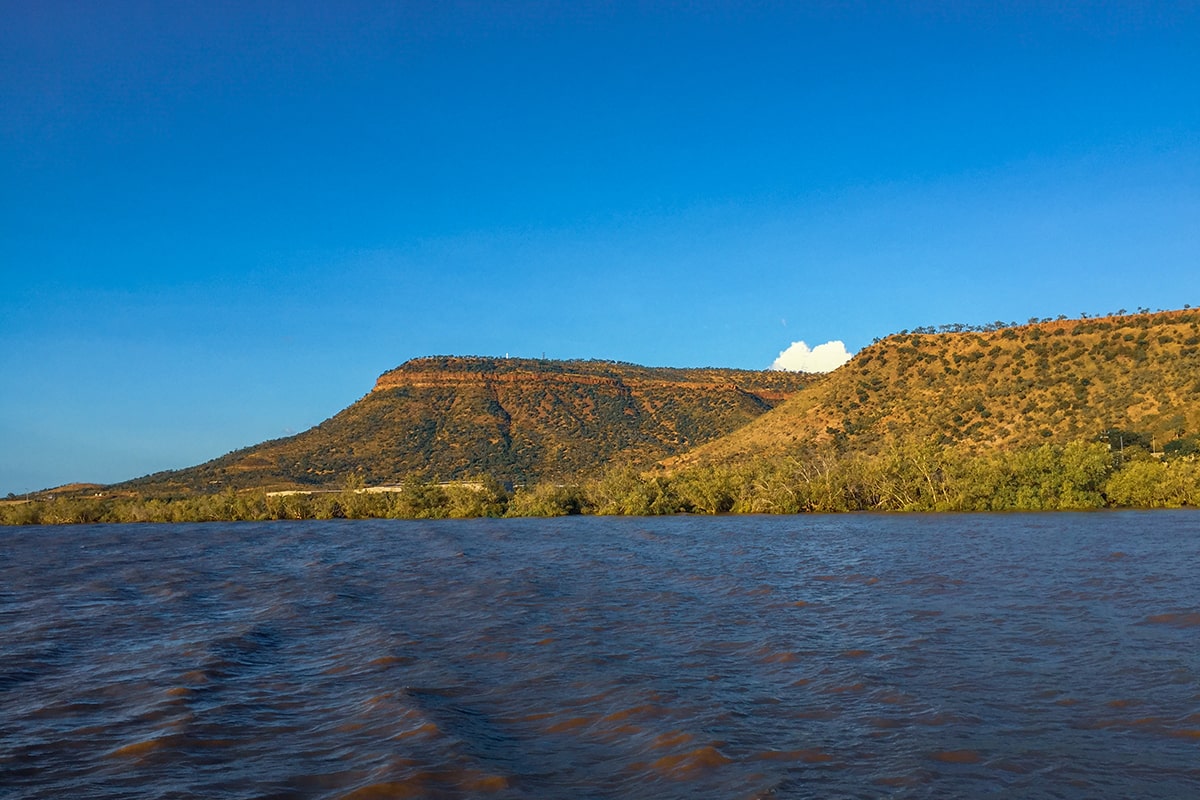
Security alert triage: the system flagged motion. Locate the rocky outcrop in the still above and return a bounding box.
[121,357,817,494]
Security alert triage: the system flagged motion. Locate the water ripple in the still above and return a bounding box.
[1,512,1198,798]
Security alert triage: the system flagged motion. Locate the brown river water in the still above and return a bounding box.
[2,513,1199,798]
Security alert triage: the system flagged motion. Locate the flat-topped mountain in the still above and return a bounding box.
[122,357,817,495]
[667,309,1200,471]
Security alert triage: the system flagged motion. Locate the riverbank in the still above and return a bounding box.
[5,439,1199,524]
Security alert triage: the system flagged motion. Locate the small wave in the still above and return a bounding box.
[1142,611,1200,627]
[929,749,983,764]
[638,744,733,780]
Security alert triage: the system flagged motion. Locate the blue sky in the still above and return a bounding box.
[3,1,1198,494]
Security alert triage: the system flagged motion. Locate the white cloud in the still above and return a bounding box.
[771,340,852,373]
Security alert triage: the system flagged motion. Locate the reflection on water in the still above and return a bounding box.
[2,512,1198,798]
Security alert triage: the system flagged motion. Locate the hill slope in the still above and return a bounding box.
[122,357,816,494]
[668,310,1200,470]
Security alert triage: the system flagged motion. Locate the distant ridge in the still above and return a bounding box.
[119,356,817,495]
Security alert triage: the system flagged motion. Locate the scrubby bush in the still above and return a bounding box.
[505,482,588,517]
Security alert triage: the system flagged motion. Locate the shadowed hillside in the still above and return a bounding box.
[668,309,1200,471]
[119,357,817,495]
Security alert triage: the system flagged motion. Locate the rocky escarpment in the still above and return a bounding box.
[372,356,809,400]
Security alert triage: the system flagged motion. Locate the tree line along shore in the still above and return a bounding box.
[5,438,1198,525]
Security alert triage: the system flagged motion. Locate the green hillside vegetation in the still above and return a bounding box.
[111,357,816,496]
[6,438,1200,524]
[667,309,1200,470]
